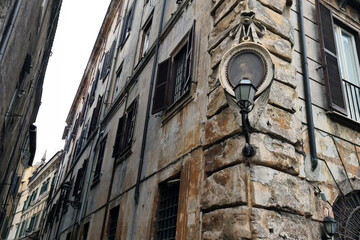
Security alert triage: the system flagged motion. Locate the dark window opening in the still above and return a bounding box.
[83,222,90,240]
[107,206,119,240]
[156,179,180,240]
[93,137,107,183]
[112,99,137,159]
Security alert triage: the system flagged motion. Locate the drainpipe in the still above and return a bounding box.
[134,0,167,204]
[297,0,318,170]
[0,0,23,63]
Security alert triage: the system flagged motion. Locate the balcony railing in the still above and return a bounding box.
[343,79,360,122]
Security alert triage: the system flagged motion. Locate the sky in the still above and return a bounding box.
[34,0,112,163]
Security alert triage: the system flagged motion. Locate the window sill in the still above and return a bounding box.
[161,92,193,125]
[327,110,360,131]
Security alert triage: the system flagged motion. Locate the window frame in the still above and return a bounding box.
[316,0,360,123]
[93,136,107,184]
[112,99,138,161]
[139,15,153,61]
[152,21,195,115]
[155,178,180,240]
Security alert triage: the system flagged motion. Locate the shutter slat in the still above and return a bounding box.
[316,0,347,115]
[152,58,171,114]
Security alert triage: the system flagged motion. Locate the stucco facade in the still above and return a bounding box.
[0,0,61,239]
[11,152,61,240]
[43,0,360,239]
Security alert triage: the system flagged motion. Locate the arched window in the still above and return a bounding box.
[333,190,360,239]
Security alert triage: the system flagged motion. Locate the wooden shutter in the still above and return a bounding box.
[88,96,103,137]
[184,21,196,91]
[152,58,171,114]
[89,70,100,106]
[124,101,137,150]
[127,2,135,32]
[119,11,130,46]
[316,0,347,115]
[112,116,125,158]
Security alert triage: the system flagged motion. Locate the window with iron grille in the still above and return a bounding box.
[112,99,137,159]
[156,180,180,240]
[333,190,360,239]
[107,206,119,240]
[93,137,107,183]
[152,22,195,114]
[316,0,360,122]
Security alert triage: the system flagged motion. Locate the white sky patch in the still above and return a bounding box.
[34,0,111,163]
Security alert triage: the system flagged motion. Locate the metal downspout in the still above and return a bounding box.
[0,0,23,63]
[134,0,167,204]
[297,0,318,170]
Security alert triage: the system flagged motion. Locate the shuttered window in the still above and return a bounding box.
[152,22,195,114]
[119,1,135,47]
[112,100,137,159]
[94,137,107,183]
[316,0,360,121]
[88,96,103,138]
[73,159,88,197]
[89,70,100,106]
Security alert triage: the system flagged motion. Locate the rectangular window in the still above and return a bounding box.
[139,17,152,60]
[316,1,360,122]
[334,25,360,121]
[73,159,88,197]
[113,64,123,101]
[119,1,135,47]
[83,222,90,240]
[112,100,137,159]
[152,22,195,114]
[107,206,119,240]
[88,95,103,138]
[156,180,180,240]
[93,137,107,183]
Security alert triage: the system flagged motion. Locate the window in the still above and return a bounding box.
[40,178,50,195]
[152,22,195,114]
[155,179,180,240]
[112,100,138,159]
[66,232,72,240]
[333,191,360,239]
[334,25,360,121]
[119,1,135,47]
[316,1,360,122]
[139,17,152,60]
[93,137,107,183]
[112,64,123,101]
[107,206,119,240]
[88,95,103,138]
[73,159,88,197]
[83,222,90,240]
[89,70,100,106]
[100,40,116,81]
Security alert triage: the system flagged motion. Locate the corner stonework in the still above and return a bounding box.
[202,0,321,238]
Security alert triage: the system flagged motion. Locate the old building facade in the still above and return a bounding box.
[11,151,61,240]
[0,0,62,238]
[43,0,360,239]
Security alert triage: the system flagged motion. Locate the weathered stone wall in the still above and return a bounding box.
[202,0,331,238]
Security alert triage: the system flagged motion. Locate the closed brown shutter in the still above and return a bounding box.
[316,0,347,115]
[112,116,125,158]
[184,21,196,91]
[152,58,171,114]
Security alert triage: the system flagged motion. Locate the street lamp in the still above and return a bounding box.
[323,214,337,238]
[233,78,257,157]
